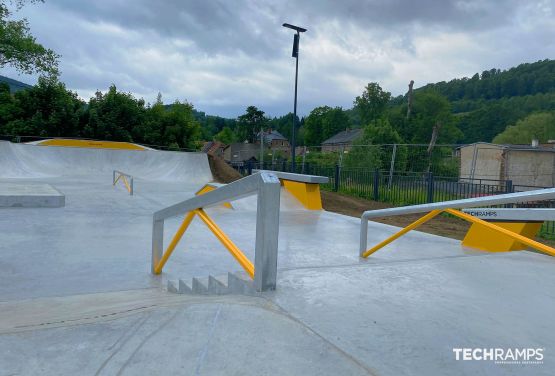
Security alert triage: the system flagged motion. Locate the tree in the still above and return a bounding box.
[214,126,235,144]
[236,105,267,143]
[304,106,349,146]
[83,85,146,141]
[1,76,83,136]
[0,0,59,76]
[493,112,555,144]
[161,100,201,150]
[353,82,391,125]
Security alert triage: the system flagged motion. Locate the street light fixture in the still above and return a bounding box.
[282,22,306,172]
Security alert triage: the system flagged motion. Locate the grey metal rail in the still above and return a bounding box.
[151,171,281,291]
[360,188,555,256]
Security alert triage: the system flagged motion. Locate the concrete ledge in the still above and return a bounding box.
[0,183,65,208]
[253,170,329,184]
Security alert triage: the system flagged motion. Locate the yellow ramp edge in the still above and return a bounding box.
[37,139,146,150]
[462,221,543,252]
[282,180,323,210]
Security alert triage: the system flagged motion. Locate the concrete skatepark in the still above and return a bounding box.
[1,140,554,375]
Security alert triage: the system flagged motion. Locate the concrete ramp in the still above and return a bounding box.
[0,141,212,182]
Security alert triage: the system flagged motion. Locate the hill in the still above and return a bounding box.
[393,59,555,143]
[0,75,33,93]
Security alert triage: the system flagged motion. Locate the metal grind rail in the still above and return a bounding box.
[151,172,281,292]
[360,188,555,258]
[113,170,134,195]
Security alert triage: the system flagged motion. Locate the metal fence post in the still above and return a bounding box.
[373,168,379,201]
[282,160,286,172]
[505,180,513,208]
[247,161,253,175]
[427,172,434,203]
[334,164,340,192]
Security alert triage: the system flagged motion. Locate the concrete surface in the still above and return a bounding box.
[0,182,65,207]
[1,142,554,375]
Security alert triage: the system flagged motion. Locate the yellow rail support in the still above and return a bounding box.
[153,211,196,274]
[444,209,555,257]
[362,208,555,258]
[152,209,255,278]
[362,210,442,258]
[196,209,255,278]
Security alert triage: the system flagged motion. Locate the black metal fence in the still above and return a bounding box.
[235,161,555,238]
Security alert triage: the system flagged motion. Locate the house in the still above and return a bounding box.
[201,141,226,157]
[321,129,363,153]
[223,142,260,166]
[256,129,290,153]
[458,142,555,188]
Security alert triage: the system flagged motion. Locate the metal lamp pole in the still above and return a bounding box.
[283,23,306,172]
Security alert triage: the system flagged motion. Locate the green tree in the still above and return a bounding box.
[83,85,146,141]
[1,76,83,136]
[161,100,201,149]
[493,112,555,144]
[354,82,391,126]
[236,105,267,143]
[408,91,462,144]
[214,126,235,144]
[304,106,349,146]
[0,0,59,76]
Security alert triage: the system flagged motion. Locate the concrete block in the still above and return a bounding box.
[228,272,258,296]
[167,280,178,293]
[208,275,229,295]
[0,183,65,208]
[178,279,192,294]
[192,277,209,295]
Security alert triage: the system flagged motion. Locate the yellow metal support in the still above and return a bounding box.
[281,180,323,210]
[153,211,196,274]
[195,208,255,278]
[462,221,543,252]
[445,209,555,257]
[362,210,442,258]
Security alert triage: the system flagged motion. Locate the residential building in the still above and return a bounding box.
[321,129,363,153]
[458,142,555,188]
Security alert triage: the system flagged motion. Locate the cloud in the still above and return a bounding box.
[3,0,555,117]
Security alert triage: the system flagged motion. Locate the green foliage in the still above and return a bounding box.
[236,105,267,143]
[354,82,391,126]
[304,106,349,146]
[493,112,555,144]
[344,119,407,170]
[0,76,83,136]
[0,0,59,77]
[214,126,235,144]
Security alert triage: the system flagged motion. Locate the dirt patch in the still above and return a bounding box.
[207,154,242,183]
[321,190,555,247]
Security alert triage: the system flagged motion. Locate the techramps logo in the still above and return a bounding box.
[453,348,544,365]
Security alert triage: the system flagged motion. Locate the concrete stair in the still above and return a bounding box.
[167,272,258,296]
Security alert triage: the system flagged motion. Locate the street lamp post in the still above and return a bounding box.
[282,23,306,172]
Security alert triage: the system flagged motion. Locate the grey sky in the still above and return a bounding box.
[3,0,555,117]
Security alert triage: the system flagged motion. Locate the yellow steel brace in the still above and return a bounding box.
[113,173,132,194]
[153,209,255,279]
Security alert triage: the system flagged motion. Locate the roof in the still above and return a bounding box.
[459,142,555,153]
[202,141,226,154]
[225,142,259,162]
[321,129,363,145]
[257,130,288,144]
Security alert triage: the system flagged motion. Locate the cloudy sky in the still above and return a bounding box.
[3,0,555,117]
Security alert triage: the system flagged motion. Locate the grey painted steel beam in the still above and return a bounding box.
[252,170,329,184]
[360,188,555,255]
[254,173,281,291]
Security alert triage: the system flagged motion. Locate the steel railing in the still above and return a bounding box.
[113,170,134,195]
[360,188,555,258]
[151,172,281,292]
